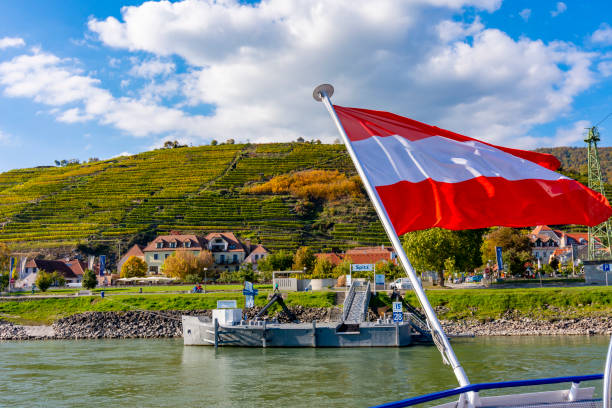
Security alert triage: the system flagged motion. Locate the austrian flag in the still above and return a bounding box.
[334,106,612,235]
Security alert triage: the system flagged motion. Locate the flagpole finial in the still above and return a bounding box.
[313,84,334,101]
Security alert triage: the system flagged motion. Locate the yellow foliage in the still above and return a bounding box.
[162,250,213,280]
[246,170,362,201]
[121,256,148,278]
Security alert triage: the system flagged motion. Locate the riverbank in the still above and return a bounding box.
[2,308,612,340]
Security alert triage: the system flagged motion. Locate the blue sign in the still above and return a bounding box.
[603,264,611,272]
[99,255,106,276]
[245,295,254,308]
[393,312,403,323]
[495,246,503,271]
[243,281,258,307]
[375,274,385,285]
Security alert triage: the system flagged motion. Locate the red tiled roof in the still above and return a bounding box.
[143,234,204,252]
[204,232,245,252]
[65,260,87,276]
[315,252,344,266]
[33,259,78,279]
[244,245,269,263]
[120,244,145,262]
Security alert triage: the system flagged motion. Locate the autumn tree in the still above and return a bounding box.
[403,228,484,286]
[332,257,352,278]
[121,256,148,278]
[293,246,316,273]
[257,250,294,272]
[312,257,334,278]
[480,227,532,276]
[162,250,213,280]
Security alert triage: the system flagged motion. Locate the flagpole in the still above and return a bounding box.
[313,84,473,391]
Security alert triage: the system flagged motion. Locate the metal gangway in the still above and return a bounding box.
[342,280,371,323]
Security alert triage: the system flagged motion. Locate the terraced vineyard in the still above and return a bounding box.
[0,143,389,252]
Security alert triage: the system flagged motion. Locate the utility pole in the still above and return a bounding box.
[585,126,612,260]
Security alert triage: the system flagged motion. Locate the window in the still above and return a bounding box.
[170,242,176,248]
[233,254,238,263]
[165,254,170,259]
[153,254,159,260]
[156,242,162,249]
[220,254,225,264]
[185,241,191,248]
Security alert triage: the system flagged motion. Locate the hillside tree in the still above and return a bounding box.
[312,257,334,278]
[481,227,532,276]
[0,242,10,273]
[163,250,213,280]
[121,256,147,278]
[403,228,484,286]
[82,269,98,290]
[293,246,316,273]
[257,250,294,272]
[35,272,54,292]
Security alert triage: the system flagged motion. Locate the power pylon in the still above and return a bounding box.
[585,126,612,260]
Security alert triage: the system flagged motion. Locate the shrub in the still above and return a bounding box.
[184,274,201,284]
[82,269,97,290]
[36,272,54,292]
[52,272,65,287]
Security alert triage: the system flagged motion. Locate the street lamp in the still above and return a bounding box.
[203,267,208,294]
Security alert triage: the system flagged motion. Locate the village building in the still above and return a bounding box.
[529,225,594,264]
[18,258,86,288]
[203,232,247,272]
[315,245,398,266]
[243,244,270,271]
[143,233,205,274]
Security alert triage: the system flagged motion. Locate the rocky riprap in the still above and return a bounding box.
[0,306,343,340]
[0,320,28,340]
[3,308,612,341]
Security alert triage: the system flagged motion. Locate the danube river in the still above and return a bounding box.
[0,336,608,407]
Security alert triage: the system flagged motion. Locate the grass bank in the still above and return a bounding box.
[4,284,272,296]
[374,286,612,321]
[0,291,336,325]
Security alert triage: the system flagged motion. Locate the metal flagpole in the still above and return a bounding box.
[313,84,473,391]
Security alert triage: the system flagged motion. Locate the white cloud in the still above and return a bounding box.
[592,24,612,45]
[129,57,175,78]
[550,2,567,17]
[0,129,15,145]
[519,9,531,22]
[81,0,597,148]
[0,37,25,49]
[599,60,612,77]
[0,49,213,138]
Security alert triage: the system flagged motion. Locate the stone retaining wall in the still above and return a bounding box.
[2,308,612,341]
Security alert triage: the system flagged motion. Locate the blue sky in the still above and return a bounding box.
[0,0,611,172]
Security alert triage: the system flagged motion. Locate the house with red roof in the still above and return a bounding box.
[529,225,599,264]
[316,245,398,268]
[117,244,145,275]
[243,244,270,271]
[143,232,206,274]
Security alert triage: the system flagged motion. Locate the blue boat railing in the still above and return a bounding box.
[372,374,604,408]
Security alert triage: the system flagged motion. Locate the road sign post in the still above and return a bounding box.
[243,281,258,308]
[392,301,403,323]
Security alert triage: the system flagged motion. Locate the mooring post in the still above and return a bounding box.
[262,320,267,348]
[214,318,219,349]
[312,320,317,347]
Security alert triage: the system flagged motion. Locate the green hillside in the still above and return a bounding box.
[535,146,612,183]
[0,143,389,253]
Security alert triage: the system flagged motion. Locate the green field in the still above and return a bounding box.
[3,287,612,325]
[376,286,612,320]
[0,291,336,324]
[5,284,272,296]
[0,143,390,252]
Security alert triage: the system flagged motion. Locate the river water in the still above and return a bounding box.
[0,336,608,407]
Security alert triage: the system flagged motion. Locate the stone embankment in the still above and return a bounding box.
[0,307,343,340]
[2,308,612,340]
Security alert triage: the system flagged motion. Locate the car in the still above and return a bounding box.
[465,275,483,283]
[390,277,420,290]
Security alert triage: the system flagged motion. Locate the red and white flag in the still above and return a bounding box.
[334,105,612,235]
